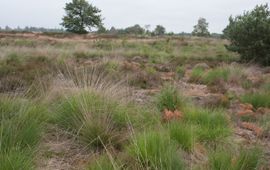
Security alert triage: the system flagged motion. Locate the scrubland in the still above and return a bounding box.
[0,33,269,170]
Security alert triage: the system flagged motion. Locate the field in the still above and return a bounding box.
[0,32,269,170]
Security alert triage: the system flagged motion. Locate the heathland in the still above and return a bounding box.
[0,32,269,170]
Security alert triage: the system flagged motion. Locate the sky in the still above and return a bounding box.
[0,0,268,33]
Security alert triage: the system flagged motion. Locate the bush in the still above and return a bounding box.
[223,4,270,65]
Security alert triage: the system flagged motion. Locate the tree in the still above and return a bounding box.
[61,0,103,34]
[223,4,270,65]
[192,18,210,37]
[97,25,107,34]
[124,24,145,35]
[154,25,166,36]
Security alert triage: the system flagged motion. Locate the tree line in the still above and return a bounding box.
[60,0,270,66]
[0,26,64,33]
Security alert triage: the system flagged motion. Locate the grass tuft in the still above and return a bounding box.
[184,108,231,142]
[156,85,186,112]
[128,131,185,170]
[241,92,270,108]
[168,121,197,152]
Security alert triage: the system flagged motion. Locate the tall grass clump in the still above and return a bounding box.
[189,67,205,83]
[54,92,122,149]
[241,92,270,108]
[234,147,262,170]
[88,155,119,170]
[54,90,157,150]
[0,97,46,170]
[128,131,185,170]
[208,147,262,170]
[209,149,234,170]
[168,122,197,152]
[203,67,230,85]
[156,85,186,112]
[184,108,231,142]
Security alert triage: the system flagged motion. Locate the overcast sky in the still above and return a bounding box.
[0,0,268,33]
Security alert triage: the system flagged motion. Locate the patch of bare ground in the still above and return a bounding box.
[37,125,92,170]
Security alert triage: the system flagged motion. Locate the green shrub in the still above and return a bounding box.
[156,85,185,112]
[168,122,197,152]
[223,4,270,66]
[241,92,270,108]
[128,131,184,170]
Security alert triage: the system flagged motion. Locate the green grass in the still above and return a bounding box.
[209,150,233,170]
[0,149,34,170]
[156,85,186,112]
[176,66,185,78]
[0,97,46,170]
[88,155,119,170]
[208,147,262,170]
[241,92,270,108]
[189,67,205,83]
[54,91,158,149]
[184,108,231,142]
[168,122,196,152]
[203,67,230,85]
[128,131,185,170]
[234,147,262,170]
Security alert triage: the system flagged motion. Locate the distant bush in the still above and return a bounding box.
[223,4,270,66]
